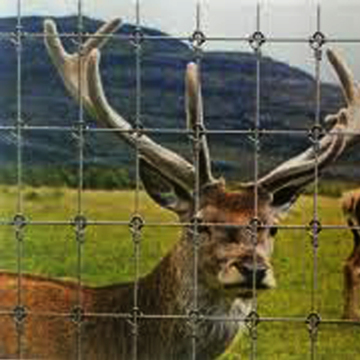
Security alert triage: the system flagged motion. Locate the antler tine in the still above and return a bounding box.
[44,20,68,64]
[44,18,122,112]
[45,18,121,63]
[327,49,360,148]
[86,49,195,189]
[327,49,356,105]
[186,62,215,186]
[242,48,360,197]
[254,125,346,193]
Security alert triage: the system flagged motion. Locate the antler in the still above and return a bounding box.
[44,19,195,190]
[243,49,360,201]
[45,18,356,201]
[185,62,215,186]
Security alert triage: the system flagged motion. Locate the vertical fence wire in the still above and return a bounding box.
[311,3,322,312]
[309,4,322,360]
[14,0,25,358]
[190,4,203,358]
[132,1,143,359]
[75,0,85,359]
[249,3,263,359]
[251,1,262,312]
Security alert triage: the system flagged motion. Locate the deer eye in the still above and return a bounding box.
[270,226,278,237]
[189,217,210,235]
[225,227,239,243]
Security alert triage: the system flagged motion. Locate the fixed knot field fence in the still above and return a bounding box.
[0,1,359,359]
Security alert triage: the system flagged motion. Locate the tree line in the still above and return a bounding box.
[0,164,134,190]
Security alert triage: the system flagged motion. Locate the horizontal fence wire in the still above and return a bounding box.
[2,31,360,44]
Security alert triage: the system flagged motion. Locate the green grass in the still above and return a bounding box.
[0,186,178,284]
[0,186,359,358]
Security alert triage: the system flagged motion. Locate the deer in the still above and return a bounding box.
[0,18,360,360]
[341,191,360,320]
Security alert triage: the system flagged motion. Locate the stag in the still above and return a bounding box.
[0,18,360,359]
[341,191,360,320]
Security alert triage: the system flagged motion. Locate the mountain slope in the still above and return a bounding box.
[0,16,357,181]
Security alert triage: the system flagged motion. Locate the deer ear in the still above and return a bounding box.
[139,157,193,215]
[270,185,304,216]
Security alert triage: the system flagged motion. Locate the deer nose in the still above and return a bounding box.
[235,262,267,287]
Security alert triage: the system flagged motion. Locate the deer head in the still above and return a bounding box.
[44,18,360,304]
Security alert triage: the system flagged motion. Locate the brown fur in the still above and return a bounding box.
[202,183,271,214]
[0,255,191,359]
[341,191,360,320]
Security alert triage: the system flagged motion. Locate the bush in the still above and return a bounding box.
[0,164,134,190]
[24,190,41,201]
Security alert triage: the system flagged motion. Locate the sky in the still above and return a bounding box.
[0,0,360,82]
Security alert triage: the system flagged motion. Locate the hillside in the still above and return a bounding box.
[0,16,358,182]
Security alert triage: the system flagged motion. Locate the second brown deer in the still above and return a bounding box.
[341,191,360,320]
[1,17,360,359]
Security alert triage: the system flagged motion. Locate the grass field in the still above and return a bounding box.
[0,185,359,359]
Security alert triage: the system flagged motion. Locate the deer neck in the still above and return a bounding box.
[136,238,252,358]
[88,236,251,359]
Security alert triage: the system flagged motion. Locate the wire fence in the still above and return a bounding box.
[0,1,360,359]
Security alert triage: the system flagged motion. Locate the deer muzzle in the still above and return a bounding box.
[218,255,276,293]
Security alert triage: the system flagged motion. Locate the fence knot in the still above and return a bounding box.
[73,214,87,231]
[249,31,266,51]
[13,305,27,324]
[308,124,324,146]
[129,214,144,233]
[309,31,326,50]
[12,214,27,230]
[245,310,259,340]
[131,27,144,47]
[191,30,206,48]
[71,305,84,324]
[306,312,321,339]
